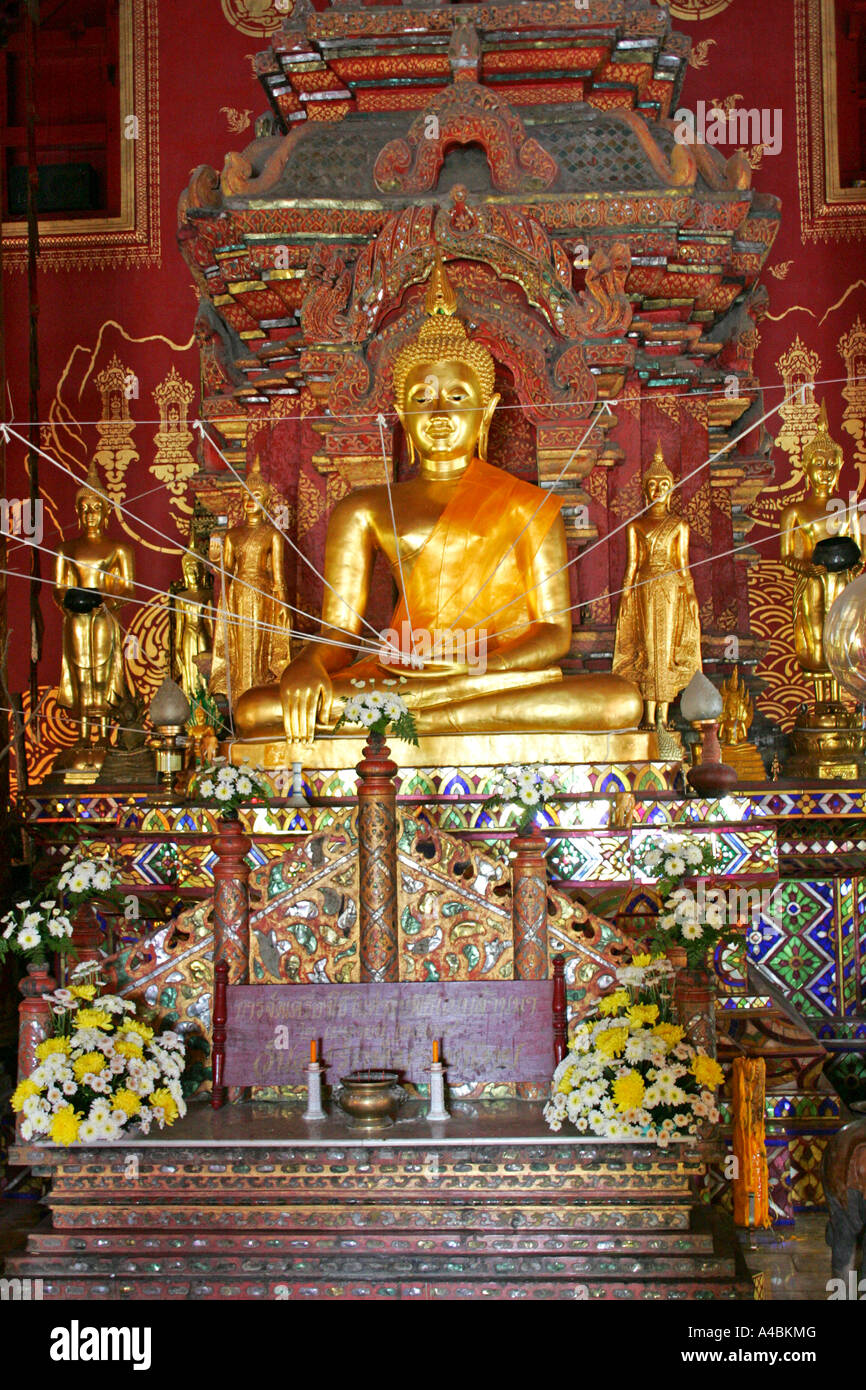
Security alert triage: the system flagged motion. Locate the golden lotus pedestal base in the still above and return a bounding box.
[226,728,667,773]
[786,702,866,782]
[720,740,767,781]
[44,741,108,787]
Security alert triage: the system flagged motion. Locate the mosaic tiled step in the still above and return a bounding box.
[27,1224,718,1258]
[12,1247,733,1281]
[46,1201,695,1233]
[10,1111,746,1300]
[15,1275,754,1302]
[48,1171,701,1200]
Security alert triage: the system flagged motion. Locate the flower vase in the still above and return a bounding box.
[665,944,688,973]
[674,966,717,1058]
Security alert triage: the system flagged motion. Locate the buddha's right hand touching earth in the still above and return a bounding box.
[279,655,333,743]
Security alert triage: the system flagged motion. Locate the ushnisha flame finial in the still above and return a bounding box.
[425,249,458,318]
[75,458,107,508]
[392,250,496,408]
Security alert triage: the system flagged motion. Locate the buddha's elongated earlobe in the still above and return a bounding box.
[477,392,499,462]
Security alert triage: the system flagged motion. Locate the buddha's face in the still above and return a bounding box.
[644,476,673,509]
[244,482,269,520]
[806,455,841,497]
[77,494,108,537]
[182,555,201,587]
[398,359,493,468]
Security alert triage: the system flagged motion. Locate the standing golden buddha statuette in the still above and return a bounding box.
[781,402,866,778]
[612,442,702,730]
[52,461,136,781]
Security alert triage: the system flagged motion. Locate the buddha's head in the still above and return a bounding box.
[182,552,203,587]
[392,253,499,470]
[802,401,844,498]
[75,462,111,537]
[643,442,675,511]
[243,457,272,522]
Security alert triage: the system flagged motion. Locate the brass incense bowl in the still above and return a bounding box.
[336,1070,401,1129]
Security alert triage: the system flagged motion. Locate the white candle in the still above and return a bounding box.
[426,1061,449,1123]
[304,1061,326,1122]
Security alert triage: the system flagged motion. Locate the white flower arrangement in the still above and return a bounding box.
[55,847,120,903]
[0,846,120,966]
[12,963,186,1146]
[638,835,734,968]
[543,953,724,1145]
[191,760,274,821]
[334,686,419,746]
[483,764,559,836]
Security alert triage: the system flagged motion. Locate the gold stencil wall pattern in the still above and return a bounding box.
[839,317,866,494]
[95,355,139,504]
[774,337,821,466]
[748,560,813,729]
[152,368,197,532]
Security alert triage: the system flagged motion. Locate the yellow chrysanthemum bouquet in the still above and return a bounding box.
[11,961,186,1145]
[543,953,724,1146]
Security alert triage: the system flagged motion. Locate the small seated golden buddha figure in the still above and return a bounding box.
[781,402,861,705]
[53,462,136,773]
[718,666,765,781]
[236,256,642,745]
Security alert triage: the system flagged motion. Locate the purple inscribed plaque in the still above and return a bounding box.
[223,980,554,1087]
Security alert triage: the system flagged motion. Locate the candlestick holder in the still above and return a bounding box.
[426,1061,450,1122]
[304,1061,326,1121]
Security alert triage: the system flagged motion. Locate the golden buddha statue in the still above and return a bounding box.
[612,443,702,728]
[176,702,220,794]
[53,461,136,773]
[210,458,291,706]
[719,666,765,780]
[781,402,861,704]
[235,255,642,745]
[172,552,214,699]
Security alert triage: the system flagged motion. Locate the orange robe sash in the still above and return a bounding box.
[390,458,562,644]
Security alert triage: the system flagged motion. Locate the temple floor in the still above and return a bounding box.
[736,1214,836,1301]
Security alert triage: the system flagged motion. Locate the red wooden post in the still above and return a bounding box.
[356,732,399,983]
[675,967,717,1058]
[17,959,57,1138]
[512,828,549,1098]
[212,815,251,987]
[552,955,567,1065]
[511,829,549,981]
[211,959,228,1111]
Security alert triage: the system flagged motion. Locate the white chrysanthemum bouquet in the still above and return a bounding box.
[54,845,120,904]
[191,759,274,820]
[483,763,559,836]
[0,899,74,962]
[0,845,120,965]
[543,953,724,1146]
[11,962,186,1145]
[335,685,419,745]
[638,834,734,968]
